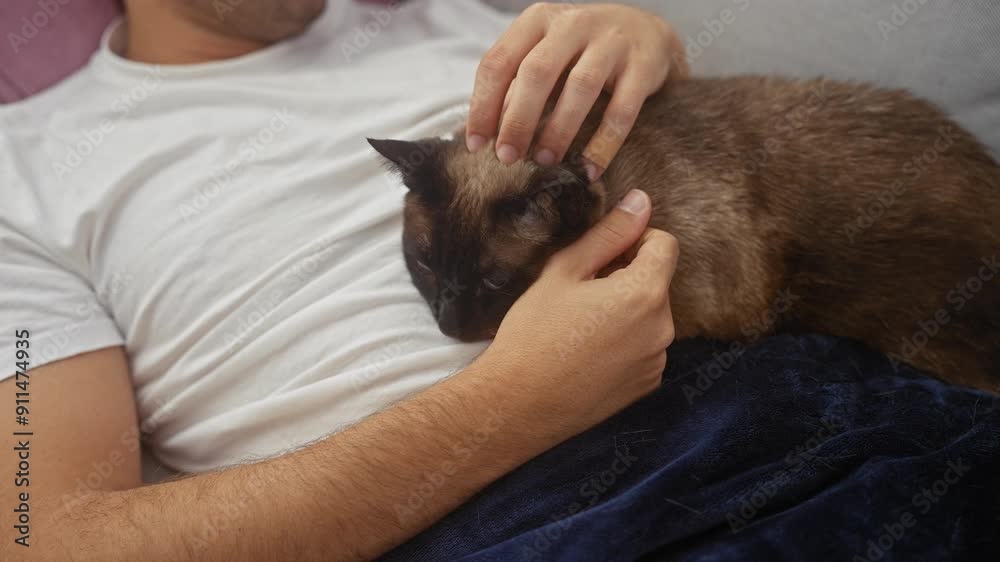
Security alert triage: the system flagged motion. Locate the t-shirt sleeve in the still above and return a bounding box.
[0,229,124,379]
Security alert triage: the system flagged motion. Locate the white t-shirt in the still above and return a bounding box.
[0,0,513,473]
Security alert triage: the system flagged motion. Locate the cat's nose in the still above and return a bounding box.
[437,304,462,339]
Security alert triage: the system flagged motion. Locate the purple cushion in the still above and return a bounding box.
[0,0,121,103]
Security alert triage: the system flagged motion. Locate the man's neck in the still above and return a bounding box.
[124,3,267,65]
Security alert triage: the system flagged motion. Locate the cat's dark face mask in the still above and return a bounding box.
[368,136,604,341]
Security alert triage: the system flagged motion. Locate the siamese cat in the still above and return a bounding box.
[368,76,1000,391]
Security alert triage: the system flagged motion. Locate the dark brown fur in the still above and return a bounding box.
[369,76,1000,392]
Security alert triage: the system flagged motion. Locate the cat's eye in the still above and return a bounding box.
[482,270,510,291]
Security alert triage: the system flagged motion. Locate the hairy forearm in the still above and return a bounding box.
[28,355,545,561]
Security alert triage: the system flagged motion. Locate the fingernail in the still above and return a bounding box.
[582,157,603,182]
[616,189,647,215]
[467,134,485,153]
[496,144,519,165]
[534,148,556,166]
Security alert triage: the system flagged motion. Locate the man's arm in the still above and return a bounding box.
[1,191,678,561]
[2,346,551,561]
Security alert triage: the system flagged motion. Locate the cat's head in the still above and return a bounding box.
[369,136,608,341]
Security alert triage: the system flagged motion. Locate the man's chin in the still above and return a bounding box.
[210,0,328,44]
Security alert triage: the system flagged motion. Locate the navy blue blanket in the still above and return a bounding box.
[383,334,1000,562]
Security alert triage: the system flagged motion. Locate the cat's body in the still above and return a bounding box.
[369,76,1000,391]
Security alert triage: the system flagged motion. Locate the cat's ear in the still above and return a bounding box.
[510,165,601,242]
[367,137,445,197]
[501,196,556,243]
[537,166,599,231]
[367,138,436,173]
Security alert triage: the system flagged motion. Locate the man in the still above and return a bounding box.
[0,1,685,559]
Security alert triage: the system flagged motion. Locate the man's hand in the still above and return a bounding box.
[466,3,688,180]
[485,188,679,439]
[0,193,679,561]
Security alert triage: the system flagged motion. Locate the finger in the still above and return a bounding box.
[467,16,546,152]
[501,77,517,118]
[550,189,651,280]
[532,40,624,167]
[581,67,649,180]
[596,254,630,279]
[666,30,690,81]
[495,33,588,164]
[617,229,681,287]
[595,227,647,278]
